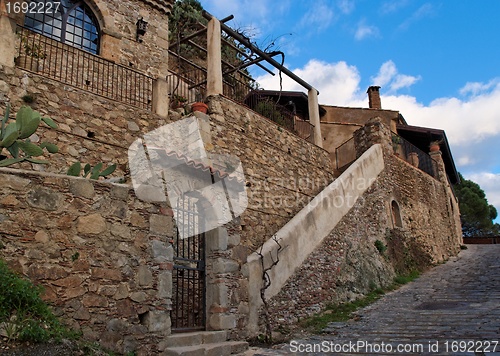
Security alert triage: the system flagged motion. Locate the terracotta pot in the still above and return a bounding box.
[429,143,440,152]
[408,152,419,167]
[192,102,208,114]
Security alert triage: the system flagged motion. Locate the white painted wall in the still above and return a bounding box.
[245,144,385,334]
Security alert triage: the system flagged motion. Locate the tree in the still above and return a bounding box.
[455,173,499,237]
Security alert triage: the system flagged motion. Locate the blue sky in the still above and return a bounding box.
[199,0,500,216]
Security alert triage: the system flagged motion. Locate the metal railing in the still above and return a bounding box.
[335,136,356,170]
[167,50,207,103]
[295,118,314,142]
[244,92,315,143]
[167,50,253,105]
[16,26,154,110]
[393,134,437,179]
[167,53,316,142]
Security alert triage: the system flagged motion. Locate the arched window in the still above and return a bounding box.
[391,200,403,228]
[24,0,100,54]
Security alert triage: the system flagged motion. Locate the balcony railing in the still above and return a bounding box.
[167,49,253,104]
[16,26,154,110]
[335,136,356,170]
[167,54,315,143]
[244,92,315,143]
[393,134,437,179]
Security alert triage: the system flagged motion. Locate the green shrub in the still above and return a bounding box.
[0,259,73,343]
[374,240,387,254]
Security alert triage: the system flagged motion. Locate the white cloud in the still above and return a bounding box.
[200,0,285,34]
[399,3,436,31]
[298,1,336,32]
[253,58,500,153]
[458,155,474,167]
[354,19,380,40]
[465,172,500,207]
[460,79,500,97]
[337,0,355,14]
[371,61,397,87]
[390,73,421,91]
[255,59,362,105]
[371,60,421,92]
[383,81,500,145]
[380,0,410,15]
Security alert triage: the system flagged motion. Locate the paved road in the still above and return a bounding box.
[244,245,500,355]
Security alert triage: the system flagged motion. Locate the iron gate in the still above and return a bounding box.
[171,195,206,332]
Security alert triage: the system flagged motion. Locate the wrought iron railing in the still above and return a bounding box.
[393,134,437,179]
[244,92,314,143]
[295,118,314,142]
[167,50,254,104]
[167,50,207,103]
[16,26,153,110]
[335,136,356,170]
[167,53,315,143]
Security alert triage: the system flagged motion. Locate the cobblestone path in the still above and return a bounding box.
[242,244,500,355]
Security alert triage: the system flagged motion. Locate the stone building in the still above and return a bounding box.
[0,1,462,355]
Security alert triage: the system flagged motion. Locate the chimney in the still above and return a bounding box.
[367,86,381,109]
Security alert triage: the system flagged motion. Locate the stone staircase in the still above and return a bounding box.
[162,331,249,356]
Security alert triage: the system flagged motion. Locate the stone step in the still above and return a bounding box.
[165,331,228,347]
[163,341,249,356]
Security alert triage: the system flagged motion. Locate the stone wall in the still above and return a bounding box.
[0,168,175,354]
[5,0,173,78]
[206,96,335,250]
[0,64,172,177]
[265,118,462,330]
[0,72,334,236]
[0,87,335,345]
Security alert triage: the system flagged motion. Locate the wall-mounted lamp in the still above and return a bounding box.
[136,17,148,42]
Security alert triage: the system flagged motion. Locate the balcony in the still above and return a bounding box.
[15,25,153,110]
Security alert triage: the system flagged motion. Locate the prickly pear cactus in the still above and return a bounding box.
[67,161,117,180]
[0,103,58,167]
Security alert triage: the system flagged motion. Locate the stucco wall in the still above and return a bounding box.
[321,105,400,170]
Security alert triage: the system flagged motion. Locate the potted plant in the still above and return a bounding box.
[170,94,187,110]
[392,135,402,157]
[429,140,442,152]
[16,36,47,72]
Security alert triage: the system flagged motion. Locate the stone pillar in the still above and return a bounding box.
[0,11,17,68]
[429,149,447,184]
[152,77,169,118]
[307,88,323,148]
[205,227,237,331]
[206,17,223,97]
[353,116,393,158]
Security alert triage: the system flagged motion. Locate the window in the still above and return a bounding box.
[24,0,100,54]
